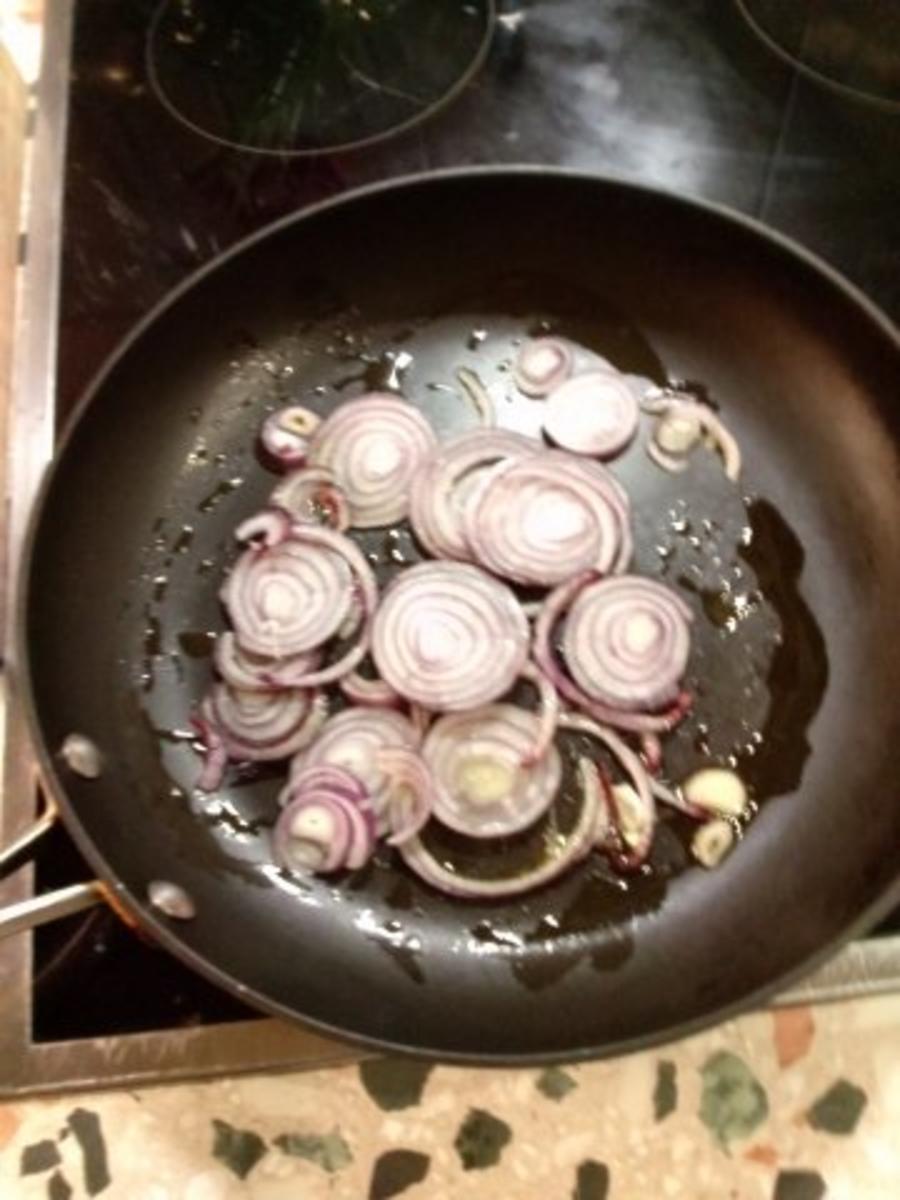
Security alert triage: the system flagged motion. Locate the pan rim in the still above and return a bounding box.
[16,165,900,1064]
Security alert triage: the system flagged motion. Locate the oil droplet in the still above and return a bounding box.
[467,328,488,350]
[178,630,217,658]
[172,525,194,554]
[197,558,216,576]
[198,477,244,514]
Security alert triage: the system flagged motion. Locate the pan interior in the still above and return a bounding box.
[24,173,900,1059]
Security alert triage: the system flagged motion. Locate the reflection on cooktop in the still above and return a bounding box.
[146,0,495,155]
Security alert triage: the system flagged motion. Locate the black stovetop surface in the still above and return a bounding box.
[37,0,900,1042]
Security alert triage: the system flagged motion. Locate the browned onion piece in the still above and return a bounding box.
[408,428,538,561]
[423,703,562,838]
[308,393,437,527]
[372,562,529,711]
[534,572,691,733]
[461,453,630,586]
[543,370,639,459]
[562,575,692,712]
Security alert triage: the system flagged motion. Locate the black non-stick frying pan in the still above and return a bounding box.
[6,169,900,1063]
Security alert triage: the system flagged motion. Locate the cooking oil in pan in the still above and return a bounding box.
[135,309,829,983]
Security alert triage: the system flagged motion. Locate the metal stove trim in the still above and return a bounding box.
[1,0,899,1101]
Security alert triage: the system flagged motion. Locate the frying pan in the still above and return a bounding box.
[3,169,900,1063]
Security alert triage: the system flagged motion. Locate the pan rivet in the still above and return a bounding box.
[60,734,104,779]
[147,880,196,921]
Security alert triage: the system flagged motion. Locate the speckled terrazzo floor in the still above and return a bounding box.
[1,994,898,1199]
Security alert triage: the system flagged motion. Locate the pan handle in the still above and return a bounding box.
[0,881,104,938]
[0,807,104,937]
[0,807,57,880]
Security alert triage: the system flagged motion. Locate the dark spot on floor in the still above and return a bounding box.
[773,1170,827,1200]
[210,1118,267,1180]
[454,1108,512,1170]
[573,1159,611,1200]
[359,1059,434,1111]
[65,1109,111,1196]
[20,1140,61,1175]
[369,1149,430,1199]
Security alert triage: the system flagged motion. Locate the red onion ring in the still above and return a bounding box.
[222,537,352,658]
[513,337,575,397]
[462,453,629,586]
[520,662,560,767]
[282,763,371,810]
[271,467,350,531]
[235,508,292,548]
[274,787,375,874]
[563,575,692,712]
[260,405,321,469]
[291,708,420,830]
[422,703,562,838]
[376,748,435,845]
[340,669,402,708]
[408,428,538,561]
[578,757,615,849]
[558,712,656,871]
[308,393,437,527]
[372,562,529,711]
[534,573,691,733]
[256,525,378,687]
[397,752,598,898]
[201,683,327,762]
[543,370,639,459]
[193,716,228,792]
[456,368,496,428]
[643,391,741,480]
[214,632,318,693]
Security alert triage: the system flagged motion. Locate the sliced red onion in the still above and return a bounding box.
[534,573,691,733]
[308,393,437,527]
[640,732,663,775]
[274,788,375,874]
[201,683,327,762]
[376,748,435,845]
[397,751,598,898]
[558,711,656,871]
[456,367,496,428]
[283,763,370,808]
[270,466,350,531]
[562,575,692,712]
[235,508,292,548]
[260,405,321,469]
[408,428,538,561]
[513,337,575,397]
[291,707,420,829]
[577,757,615,849]
[543,370,639,459]
[193,716,228,792]
[214,632,318,693]
[249,525,378,685]
[423,704,561,838]
[339,669,401,708]
[372,562,529,711]
[651,778,707,820]
[222,537,351,658]
[520,662,560,767]
[462,453,629,586]
[647,438,689,475]
[643,391,741,481]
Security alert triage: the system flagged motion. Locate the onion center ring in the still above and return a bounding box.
[563,575,693,711]
[372,561,529,711]
[308,393,437,528]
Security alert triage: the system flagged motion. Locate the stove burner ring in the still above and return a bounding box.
[736,0,900,112]
[146,0,496,157]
